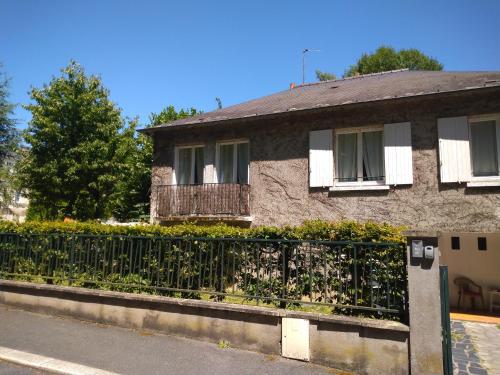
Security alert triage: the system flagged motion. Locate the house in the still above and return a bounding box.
[142,69,500,309]
[0,151,28,223]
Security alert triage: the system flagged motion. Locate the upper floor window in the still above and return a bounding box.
[336,128,384,184]
[174,145,204,185]
[469,118,499,177]
[216,141,249,184]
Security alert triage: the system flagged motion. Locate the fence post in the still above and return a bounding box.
[404,231,443,375]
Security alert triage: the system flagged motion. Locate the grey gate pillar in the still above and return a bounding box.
[404,231,443,375]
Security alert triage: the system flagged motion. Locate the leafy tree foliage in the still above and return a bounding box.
[19,60,201,221]
[111,105,201,222]
[316,46,443,81]
[109,118,151,221]
[315,70,336,82]
[0,66,18,163]
[0,65,20,210]
[344,46,443,77]
[149,105,199,126]
[20,61,127,220]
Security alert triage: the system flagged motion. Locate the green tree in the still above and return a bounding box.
[108,117,151,221]
[110,105,201,221]
[344,46,443,77]
[0,66,19,163]
[315,70,336,82]
[0,65,19,210]
[149,105,199,126]
[20,61,127,220]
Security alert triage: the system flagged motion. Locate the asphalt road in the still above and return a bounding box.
[0,305,331,375]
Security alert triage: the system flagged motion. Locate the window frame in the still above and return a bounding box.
[334,125,386,189]
[468,114,500,181]
[173,144,205,185]
[214,139,250,184]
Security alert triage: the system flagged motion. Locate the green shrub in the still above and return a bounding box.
[0,219,405,243]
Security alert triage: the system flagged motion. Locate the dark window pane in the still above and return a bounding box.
[470,121,498,177]
[194,147,204,184]
[451,237,460,250]
[237,143,249,184]
[478,237,487,251]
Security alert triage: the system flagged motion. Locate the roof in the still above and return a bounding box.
[144,69,500,132]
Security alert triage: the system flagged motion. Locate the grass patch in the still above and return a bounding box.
[265,354,279,362]
[217,340,230,349]
[451,331,464,342]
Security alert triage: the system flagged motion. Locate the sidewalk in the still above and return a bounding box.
[0,305,332,375]
[451,319,500,375]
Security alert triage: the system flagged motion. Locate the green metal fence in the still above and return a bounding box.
[0,233,407,320]
[440,265,453,375]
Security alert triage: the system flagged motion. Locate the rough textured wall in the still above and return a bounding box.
[151,89,500,231]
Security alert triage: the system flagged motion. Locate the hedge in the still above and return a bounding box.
[0,219,406,243]
[0,219,407,320]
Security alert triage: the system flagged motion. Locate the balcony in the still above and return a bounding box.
[155,183,251,224]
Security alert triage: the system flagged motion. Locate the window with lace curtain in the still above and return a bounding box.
[216,140,249,184]
[173,145,205,185]
[335,127,385,186]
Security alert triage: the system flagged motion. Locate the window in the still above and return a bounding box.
[451,237,460,250]
[216,141,249,184]
[174,146,204,185]
[438,115,500,185]
[336,128,384,185]
[469,117,500,178]
[478,237,487,251]
[311,123,412,190]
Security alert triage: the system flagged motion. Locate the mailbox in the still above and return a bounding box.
[424,245,435,259]
[411,240,424,258]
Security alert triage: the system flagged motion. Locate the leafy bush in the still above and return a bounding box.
[0,219,407,321]
[0,219,405,242]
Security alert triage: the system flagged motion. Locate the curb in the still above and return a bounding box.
[0,346,119,375]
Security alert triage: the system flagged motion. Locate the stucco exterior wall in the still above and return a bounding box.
[151,89,500,232]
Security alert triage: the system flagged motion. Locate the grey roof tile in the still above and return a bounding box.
[146,70,500,131]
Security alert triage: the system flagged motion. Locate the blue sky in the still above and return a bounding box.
[2,0,500,130]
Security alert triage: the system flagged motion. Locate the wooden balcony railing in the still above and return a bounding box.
[155,183,250,218]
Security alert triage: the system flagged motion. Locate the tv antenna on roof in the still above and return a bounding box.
[302,48,321,85]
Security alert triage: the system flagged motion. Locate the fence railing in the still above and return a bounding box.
[0,233,407,320]
[155,183,250,218]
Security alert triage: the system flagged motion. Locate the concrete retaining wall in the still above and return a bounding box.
[0,280,409,375]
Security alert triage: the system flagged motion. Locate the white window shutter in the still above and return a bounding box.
[437,117,471,183]
[309,129,333,187]
[384,122,413,185]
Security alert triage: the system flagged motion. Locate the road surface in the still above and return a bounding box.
[0,304,331,375]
